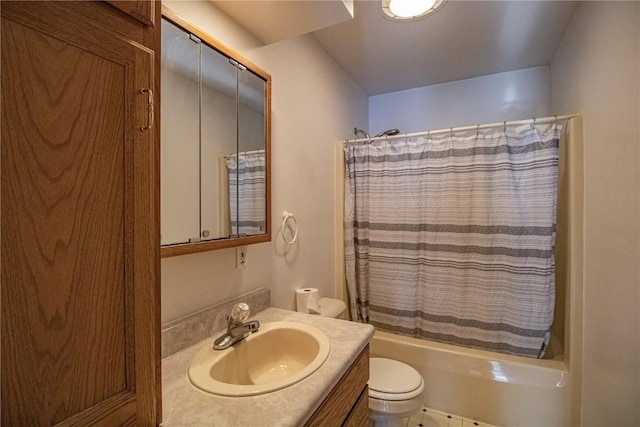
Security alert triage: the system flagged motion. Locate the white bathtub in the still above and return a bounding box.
[369,330,570,427]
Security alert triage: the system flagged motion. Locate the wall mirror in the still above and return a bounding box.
[161,8,271,257]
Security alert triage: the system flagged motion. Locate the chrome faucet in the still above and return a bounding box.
[213,303,260,350]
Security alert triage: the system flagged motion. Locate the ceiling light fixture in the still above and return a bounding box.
[381,0,444,20]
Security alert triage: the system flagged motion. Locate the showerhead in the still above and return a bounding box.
[354,127,370,139]
[353,127,400,140]
[374,129,400,137]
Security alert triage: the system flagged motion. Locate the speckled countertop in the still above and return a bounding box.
[161,307,375,426]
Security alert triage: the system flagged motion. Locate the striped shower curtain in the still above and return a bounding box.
[227,151,266,236]
[344,125,560,358]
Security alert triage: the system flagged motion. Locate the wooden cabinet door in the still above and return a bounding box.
[107,0,156,26]
[1,1,159,425]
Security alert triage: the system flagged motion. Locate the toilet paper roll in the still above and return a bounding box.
[296,288,321,314]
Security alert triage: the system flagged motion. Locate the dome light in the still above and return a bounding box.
[382,0,444,20]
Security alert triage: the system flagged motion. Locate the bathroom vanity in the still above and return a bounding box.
[304,345,370,426]
[161,307,374,426]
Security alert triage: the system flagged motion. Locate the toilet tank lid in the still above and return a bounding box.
[369,358,423,395]
[317,297,346,318]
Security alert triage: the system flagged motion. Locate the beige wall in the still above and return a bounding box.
[551,2,640,425]
[161,3,640,424]
[161,1,368,324]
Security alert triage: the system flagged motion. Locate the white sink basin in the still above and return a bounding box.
[188,321,331,396]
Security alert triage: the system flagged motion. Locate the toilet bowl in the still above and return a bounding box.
[368,357,424,427]
[308,298,424,426]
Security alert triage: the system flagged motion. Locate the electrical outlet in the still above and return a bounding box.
[236,245,248,269]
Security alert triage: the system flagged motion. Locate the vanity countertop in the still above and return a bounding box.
[161,307,375,426]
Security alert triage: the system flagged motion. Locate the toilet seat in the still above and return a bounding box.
[369,358,424,401]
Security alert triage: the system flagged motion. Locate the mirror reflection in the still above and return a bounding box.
[161,13,271,255]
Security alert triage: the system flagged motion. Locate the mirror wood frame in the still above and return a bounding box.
[161,6,271,258]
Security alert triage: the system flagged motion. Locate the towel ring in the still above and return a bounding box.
[282,211,298,245]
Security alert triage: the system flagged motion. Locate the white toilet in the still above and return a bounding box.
[368,357,425,427]
[309,297,424,426]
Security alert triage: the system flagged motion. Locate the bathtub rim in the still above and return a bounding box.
[370,329,568,388]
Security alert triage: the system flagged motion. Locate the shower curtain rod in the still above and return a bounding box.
[342,114,579,144]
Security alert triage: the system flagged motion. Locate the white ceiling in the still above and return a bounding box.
[210,1,579,97]
[211,0,354,45]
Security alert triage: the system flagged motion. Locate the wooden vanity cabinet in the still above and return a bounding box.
[305,345,370,427]
[1,1,160,425]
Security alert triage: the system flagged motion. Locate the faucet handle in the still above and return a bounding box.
[229,302,250,323]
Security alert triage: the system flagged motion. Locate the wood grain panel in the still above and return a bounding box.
[304,345,370,427]
[107,0,155,27]
[2,17,127,425]
[1,1,159,424]
[131,44,160,427]
[56,392,137,427]
[343,387,370,427]
[146,2,164,424]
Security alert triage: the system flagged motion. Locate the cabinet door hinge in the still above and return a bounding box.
[229,58,247,71]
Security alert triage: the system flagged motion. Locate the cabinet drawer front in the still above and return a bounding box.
[344,386,370,427]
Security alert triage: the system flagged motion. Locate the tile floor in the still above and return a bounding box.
[403,407,497,427]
